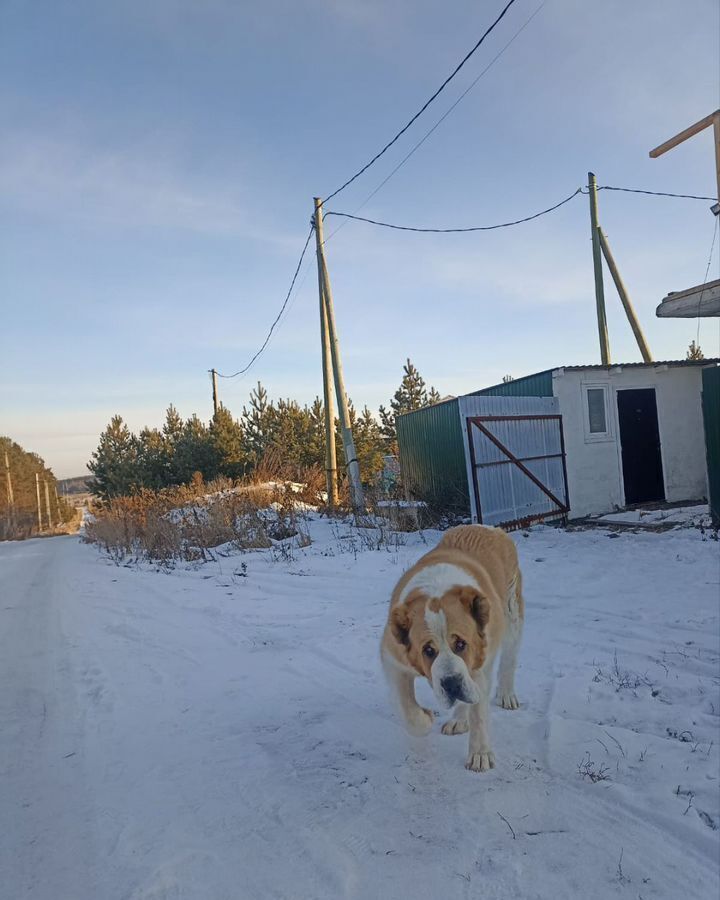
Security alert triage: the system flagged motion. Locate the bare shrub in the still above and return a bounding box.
[83,471,319,565]
[577,752,611,783]
[592,651,654,693]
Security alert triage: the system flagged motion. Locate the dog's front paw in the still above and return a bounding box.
[496,692,520,710]
[441,718,469,736]
[465,751,495,772]
[405,706,434,737]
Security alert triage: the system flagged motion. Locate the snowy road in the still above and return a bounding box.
[1,524,718,899]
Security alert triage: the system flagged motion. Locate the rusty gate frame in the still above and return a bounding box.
[467,414,570,530]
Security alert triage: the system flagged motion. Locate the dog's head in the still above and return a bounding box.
[389,586,488,707]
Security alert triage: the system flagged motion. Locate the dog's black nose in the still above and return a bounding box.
[440,674,464,701]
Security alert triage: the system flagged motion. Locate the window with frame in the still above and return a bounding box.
[582,383,612,441]
[587,388,607,433]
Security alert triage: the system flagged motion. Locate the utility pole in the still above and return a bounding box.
[35,472,43,531]
[4,450,14,526]
[597,228,653,363]
[313,197,365,514]
[314,199,339,507]
[44,480,53,529]
[210,368,219,416]
[649,109,720,216]
[588,173,611,365]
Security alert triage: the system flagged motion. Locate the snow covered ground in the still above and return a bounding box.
[1,516,718,900]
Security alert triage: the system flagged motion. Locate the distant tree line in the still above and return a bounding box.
[88,359,442,501]
[1,437,76,539]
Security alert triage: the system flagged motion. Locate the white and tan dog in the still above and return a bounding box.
[380,525,524,772]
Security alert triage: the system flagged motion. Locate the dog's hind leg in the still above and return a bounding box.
[495,571,524,710]
[382,650,434,737]
[441,702,469,735]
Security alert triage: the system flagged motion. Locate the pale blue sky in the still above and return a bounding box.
[1,0,718,477]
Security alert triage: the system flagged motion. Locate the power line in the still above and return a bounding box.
[323,0,520,204]
[216,226,315,379]
[324,187,583,232]
[324,0,547,243]
[594,185,718,201]
[695,217,719,347]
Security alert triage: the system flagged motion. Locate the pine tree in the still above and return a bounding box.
[393,358,428,413]
[175,415,219,483]
[354,406,385,481]
[88,415,139,500]
[211,407,247,480]
[162,405,185,484]
[242,383,276,468]
[1,436,74,537]
[687,340,704,361]
[136,427,169,490]
[304,397,326,470]
[427,386,442,405]
[380,359,439,452]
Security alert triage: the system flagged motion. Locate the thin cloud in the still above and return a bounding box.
[0,133,292,244]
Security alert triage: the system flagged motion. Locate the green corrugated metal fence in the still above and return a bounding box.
[472,369,554,398]
[396,399,468,512]
[395,369,556,513]
[701,365,720,528]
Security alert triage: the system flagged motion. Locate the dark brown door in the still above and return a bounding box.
[617,388,665,505]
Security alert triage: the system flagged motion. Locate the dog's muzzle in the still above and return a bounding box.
[440,674,467,703]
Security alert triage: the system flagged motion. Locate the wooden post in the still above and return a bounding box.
[35,472,43,531]
[312,203,339,507]
[598,227,653,363]
[649,109,720,215]
[211,369,219,415]
[714,112,720,214]
[588,173,611,365]
[44,480,53,529]
[4,450,14,510]
[313,197,365,514]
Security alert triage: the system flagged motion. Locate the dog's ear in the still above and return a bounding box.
[389,603,412,647]
[457,586,489,632]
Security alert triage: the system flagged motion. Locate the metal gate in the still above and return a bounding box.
[467,415,569,529]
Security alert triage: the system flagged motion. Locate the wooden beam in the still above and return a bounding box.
[656,279,720,318]
[649,110,719,158]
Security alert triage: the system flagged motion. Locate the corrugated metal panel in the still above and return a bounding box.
[702,365,720,527]
[396,399,469,512]
[472,370,554,398]
[457,396,562,523]
[564,358,720,371]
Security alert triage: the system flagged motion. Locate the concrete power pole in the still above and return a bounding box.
[35,472,43,531]
[588,173,611,365]
[313,197,365,514]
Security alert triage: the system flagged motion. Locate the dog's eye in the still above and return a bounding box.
[423,644,437,659]
[454,638,467,653]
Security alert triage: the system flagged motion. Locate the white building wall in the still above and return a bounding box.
[552,365,707,518]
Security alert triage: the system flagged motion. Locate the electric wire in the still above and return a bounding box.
[695,217,719,348]
[215,226,315,378]
[323,0,547,243]
[324,187,583,232]
[323,0,520,203]
[592,186,718,201]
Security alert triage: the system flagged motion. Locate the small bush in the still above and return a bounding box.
[83,473,316,565]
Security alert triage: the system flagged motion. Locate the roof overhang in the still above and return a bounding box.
[656,279,720,318]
